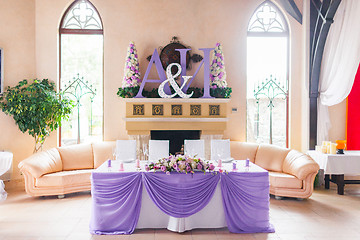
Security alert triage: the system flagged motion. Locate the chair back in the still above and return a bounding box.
[149,140,169,161]
[184,139,205,159]
[116,140,137,162]
[211,139,231,161]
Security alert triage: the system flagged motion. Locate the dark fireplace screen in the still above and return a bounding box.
[151,130,200,155]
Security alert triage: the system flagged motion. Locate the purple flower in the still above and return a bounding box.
[161,166,166,172]
[145,165,150,171]
[197,163,203,170]
[216,43,220,47]
[186,166,191,172]
[209,164,215,171]
[218,72,224,78]
[173,163,178,169]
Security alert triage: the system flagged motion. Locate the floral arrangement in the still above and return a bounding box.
[210,42,228,88]
[118,41,141,98]
[145,155,215,175]
[209,42,232,98]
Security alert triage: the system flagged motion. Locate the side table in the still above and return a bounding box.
[307,150,360,195]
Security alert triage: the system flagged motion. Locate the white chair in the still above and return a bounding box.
[149,140,169,161]
[184,139,205,159]
[116,140,137,162]
[211,139,232,161]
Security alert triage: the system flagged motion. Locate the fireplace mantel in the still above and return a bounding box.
[123,98,230,135]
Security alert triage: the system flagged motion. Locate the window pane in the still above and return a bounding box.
[246,37,288,147]
[61,34,103,146]
[61,0,102,30]
[248,2,287,33]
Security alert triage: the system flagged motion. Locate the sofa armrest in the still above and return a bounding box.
[18,148,63,178]
[282,150,320,180]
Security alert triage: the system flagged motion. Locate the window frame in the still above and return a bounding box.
[58,0,104,146]
[246,0,290,147]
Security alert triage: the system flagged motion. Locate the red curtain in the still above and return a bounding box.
[347,63,360,150]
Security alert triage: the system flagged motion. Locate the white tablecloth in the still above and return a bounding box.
[0,151,13,202]
[307,150,360,175]
[96,160,266,232]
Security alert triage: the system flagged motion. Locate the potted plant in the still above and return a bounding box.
[0,79,73,152]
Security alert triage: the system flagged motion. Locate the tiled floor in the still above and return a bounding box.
[1,184,360,240]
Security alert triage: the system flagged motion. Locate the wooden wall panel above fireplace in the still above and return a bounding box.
[123,98,230,136]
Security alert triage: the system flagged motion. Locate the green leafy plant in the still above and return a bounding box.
[117,85,232,98]
[117,86,140,98]
[210,87,232,98]
[0,79,74,152]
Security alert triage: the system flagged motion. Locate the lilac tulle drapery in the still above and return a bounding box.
[221,172,274,233]
[90,172,143,235]
[143,172,220,218]
[90,171,274,235]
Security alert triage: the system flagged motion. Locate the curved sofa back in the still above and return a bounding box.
[57,143,94,170]
[255,144,291,172]
[230,141,319,179]
[18,148,63,178]
[92,141,116,168]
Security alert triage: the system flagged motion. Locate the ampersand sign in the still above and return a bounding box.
[158,63,194,98]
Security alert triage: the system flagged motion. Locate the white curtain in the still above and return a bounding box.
[317,0,360,145]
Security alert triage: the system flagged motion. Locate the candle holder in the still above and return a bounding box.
[336,140,346,154]
[336,149,344,154]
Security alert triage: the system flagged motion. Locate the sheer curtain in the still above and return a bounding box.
[317,0,360,145]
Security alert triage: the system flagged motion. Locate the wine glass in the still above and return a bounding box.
[142,143,149,161]
[112,147,117,161]
[217,148,224,161]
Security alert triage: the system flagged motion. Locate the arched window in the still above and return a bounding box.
[59,0,103,146]
[246,1,289,147]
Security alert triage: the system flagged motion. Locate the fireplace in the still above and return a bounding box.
[151,130,200,155]
[124,98,230,159]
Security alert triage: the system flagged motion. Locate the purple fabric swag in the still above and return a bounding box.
[220,172,275,233]
[142,172,220,218]
[90,172,142,235]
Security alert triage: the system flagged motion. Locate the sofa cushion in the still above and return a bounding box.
[230,141,258,163]
[57,144,94,171]
[255,144,291,172]
[269,171,303,189]
[18,148,62,178]
[35,169,92,187]
[92,141,116,168]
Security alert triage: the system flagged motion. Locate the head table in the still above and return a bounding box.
[90,160,274,235]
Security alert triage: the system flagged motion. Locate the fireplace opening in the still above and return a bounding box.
[151,130,201,155]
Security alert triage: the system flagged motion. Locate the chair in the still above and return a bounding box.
[184,139,205,159]
[116,140,137,162]
[211,139,231,161]
[149,140,169,161]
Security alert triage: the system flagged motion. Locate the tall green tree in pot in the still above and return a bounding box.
[0,79,73,152]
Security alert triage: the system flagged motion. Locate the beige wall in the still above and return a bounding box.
[2,0,347,182]
[0,0,36,181]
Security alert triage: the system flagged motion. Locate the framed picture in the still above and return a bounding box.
[0,48,3,93]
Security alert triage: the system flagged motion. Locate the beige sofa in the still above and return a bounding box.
[230,142,319,199]
[18,142,115,197]
[19,141,319,199]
